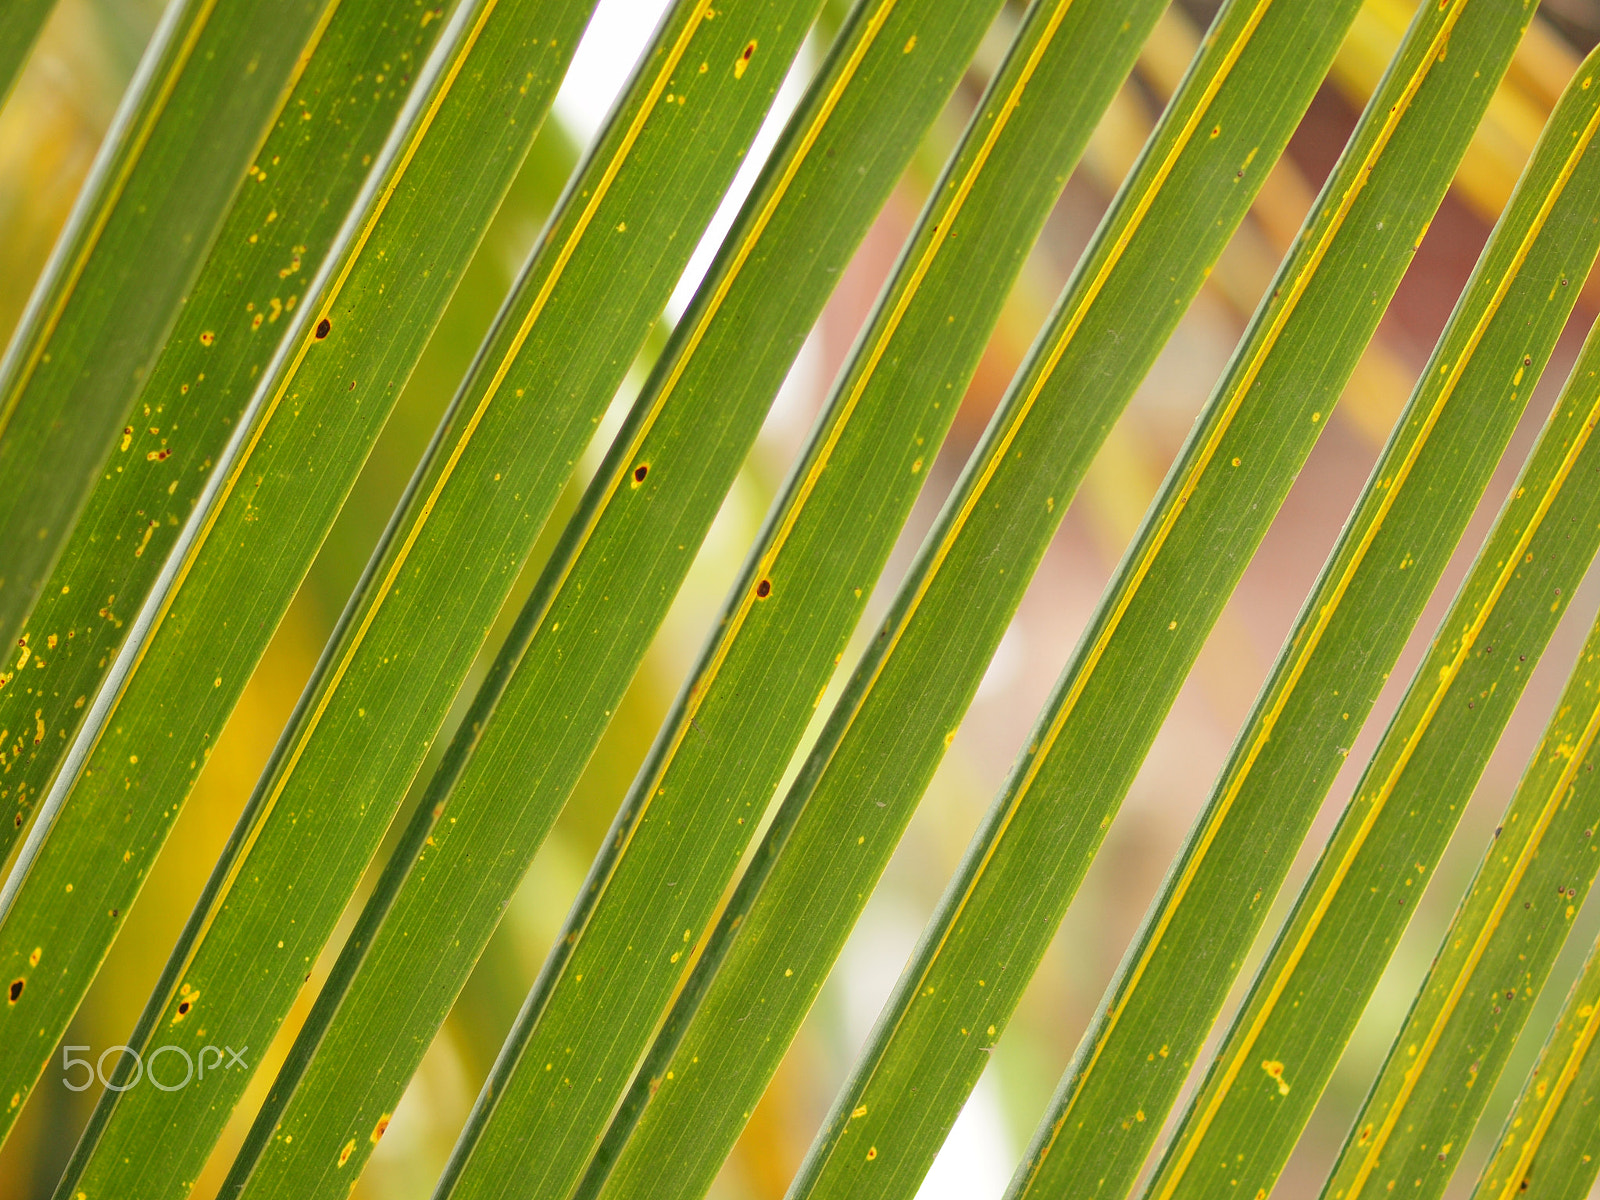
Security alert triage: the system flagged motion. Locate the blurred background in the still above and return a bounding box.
[4,0,1600,1196]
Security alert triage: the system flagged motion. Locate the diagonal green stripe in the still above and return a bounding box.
[414,3,1018,1197]
[50,1,831,1196]
[1136,38,1600,1200]
[0,0,456,878]
[0,0,595,1164]
[1471,873,1600,1200]
[1317,318,1600,1200]
[1014,29,1600,1200]
[0,0,335,652]
[210,1,1155,1196]
[570,4,1376,1200]
[510,3,1174,1198]
[45,1,838,1196]
[784,3,1550,1199]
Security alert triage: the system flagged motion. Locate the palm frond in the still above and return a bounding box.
[6,3,1600,1200]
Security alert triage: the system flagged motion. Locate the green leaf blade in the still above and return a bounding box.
[213,0,1161,1195]
[1471,897,1600,1200]
[0,0,594,1161]
[0,0,334,650]
[573,3,1373,1199]
[0,0,452,873]
[1135,56,1600,1200]
[499,3,1178,1198]
[76,1,843,1195]
[1012,29,1600,1200]
[778,6,1553,1200]
[404,4,1027,1197]
[1316,304,1600,1200]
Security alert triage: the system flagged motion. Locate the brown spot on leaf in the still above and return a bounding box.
[734,40,756,78]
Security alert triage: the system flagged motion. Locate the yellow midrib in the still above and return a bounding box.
[1138,1,1479,1194]
[1342,389,1600,1197]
